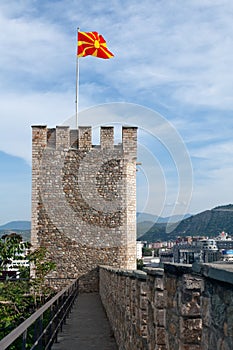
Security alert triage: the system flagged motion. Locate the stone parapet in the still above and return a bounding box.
[99,266,148,350]
[100,126,114,150]
[99,263,233,350]
[55,126,70,150]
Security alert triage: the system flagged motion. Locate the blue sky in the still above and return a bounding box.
[1,0,233,225]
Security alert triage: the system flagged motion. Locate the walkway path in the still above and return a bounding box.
[52,292,118,350]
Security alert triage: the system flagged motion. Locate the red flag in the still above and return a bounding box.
[77,31,114,59]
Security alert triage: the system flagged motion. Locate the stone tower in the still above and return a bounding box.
[31,125,137,291]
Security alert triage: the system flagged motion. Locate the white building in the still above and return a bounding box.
[136,241,144,259]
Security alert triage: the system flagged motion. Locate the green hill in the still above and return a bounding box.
[0,230,31,242]
[137,223,167,242]
[136,213,191,238]
[0,221,30,230]
[137,221,155,238]
[138,204,233,242]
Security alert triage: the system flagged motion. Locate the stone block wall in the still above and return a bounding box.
[193,263,233,350]
[31,125,137,292]
[99,267,149,349]
[99,263,233,350]
[163,264,203,350]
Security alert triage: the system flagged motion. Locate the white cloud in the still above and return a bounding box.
[1,0,233,109]
[0,0,233,218]
[190,165,233,215]
[104,0,233,110]
[0,91,74,162]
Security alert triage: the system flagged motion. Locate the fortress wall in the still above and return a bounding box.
[99,263,233,350]
[31,125,137,292]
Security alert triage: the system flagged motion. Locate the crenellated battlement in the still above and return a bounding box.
[32,125,137,152]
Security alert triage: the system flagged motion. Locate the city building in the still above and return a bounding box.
[136,241,144,259]
[173,243,201,264]
[159,249,174,263]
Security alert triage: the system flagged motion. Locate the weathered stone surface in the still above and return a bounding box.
[181,318,202,343]
[182,274,204,290]
[180,345,202,350]
[155,291,166,309]
[99,264,233,350]
[180,290,201,317]
[156,309,165,327]
[156,327,166,345]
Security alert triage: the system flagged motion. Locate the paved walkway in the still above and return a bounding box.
[52,293,118,350]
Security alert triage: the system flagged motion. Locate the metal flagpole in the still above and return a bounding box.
[75,28,80,129]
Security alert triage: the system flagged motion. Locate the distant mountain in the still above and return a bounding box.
[137,213,159,223]
[161,213,192,223]
[0,230,31,242]
[138,204,233,242]
[136,212,191,238]
[137,212,191,224]
[170,204,233,238]
[137,221,155,238]
[0,221,31,230]
[138,223,167,242]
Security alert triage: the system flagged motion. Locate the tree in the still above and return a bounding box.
[0,239,56,341]
[137,259,144,270]
[153,248,160,257]
[0,234,32,340]
[0,233,31,276]
[142,247,153,256]
[28,247,56,305]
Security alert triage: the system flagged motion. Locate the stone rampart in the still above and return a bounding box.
[99,263,233,350]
